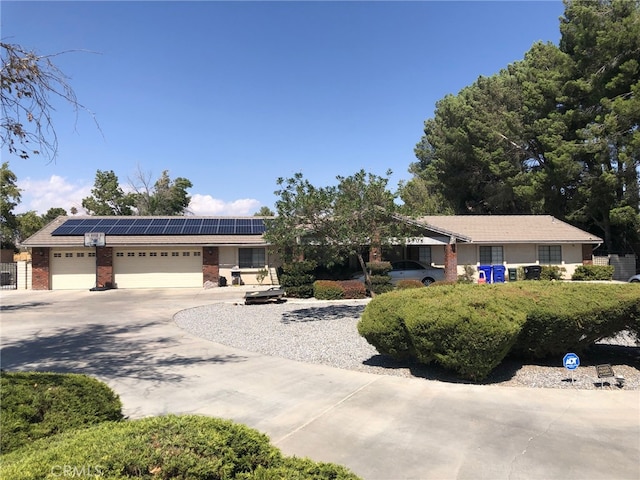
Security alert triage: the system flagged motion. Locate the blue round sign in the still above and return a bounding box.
[563,353,580,370]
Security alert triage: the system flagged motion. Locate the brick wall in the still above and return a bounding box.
[31,247,50,290]
[444,243,458,282]
[202,247,220,284]
[96,247,114,287]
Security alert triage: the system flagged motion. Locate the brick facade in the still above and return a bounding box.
[202,247,220,284]
[444,243,458,282]
[31,247,50,290]
[96,247,114,288]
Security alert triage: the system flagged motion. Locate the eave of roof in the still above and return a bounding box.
[414,215,603,244]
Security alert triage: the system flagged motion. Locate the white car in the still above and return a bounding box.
[629,274,640,283]
[354,260,445,286]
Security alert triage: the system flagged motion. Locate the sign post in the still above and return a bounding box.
[563,352,580,385]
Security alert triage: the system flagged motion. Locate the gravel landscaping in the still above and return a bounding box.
[174,299,640,390]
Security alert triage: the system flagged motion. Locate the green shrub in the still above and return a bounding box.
[280,261,316,298]
[457,265,475,283]
[368,274,393,295]
[366,261,392,275]
[571,264,615,281]
[0,415,360,480]
[338,280,367,299]
[357,290,416,362]
[540,265,566,281]
[0,371,124,454]
[314,280,344,300]
[358,283,640,381]
[511,283,640,358]
[396,279,424,289]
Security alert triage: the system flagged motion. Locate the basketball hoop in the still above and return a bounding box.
[84,232,106,247]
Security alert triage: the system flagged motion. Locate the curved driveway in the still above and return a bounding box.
[1,288,638,480]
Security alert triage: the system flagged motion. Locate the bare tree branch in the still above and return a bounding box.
[1,42,101,161]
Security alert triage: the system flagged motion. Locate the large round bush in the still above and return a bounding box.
[0,414,360,480]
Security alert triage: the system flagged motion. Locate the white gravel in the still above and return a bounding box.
[174,299,640,390]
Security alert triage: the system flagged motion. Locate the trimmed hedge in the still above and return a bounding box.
[313,280,367,300]
[280,261,316,298]
[0,415,360,480]
[314,280,344,300]
[571,264,615,281]
[358,283,640,380]
[0,371,124,454]
[396,279,424,290]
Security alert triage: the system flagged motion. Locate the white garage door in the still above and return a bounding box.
[113,248,202,288]
[51,250,97,290]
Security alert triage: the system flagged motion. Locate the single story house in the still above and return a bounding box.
[386,215,603,282]
[20,214,602,290]
[21,216,278,290]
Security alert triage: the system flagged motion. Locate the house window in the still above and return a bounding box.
[77,253,84,258]
[183,252,190,257]
[193,251,201,257]
[127,252,135,257]
[417,246,432,264]
[65,253,73,258]
[88,252,96,258]
[54,253,62,258]
[239,248,266,268]
[138,252,146,257]
[161,252,168,257]
[479,246,503,264]
[539,245,562,264]
[116,252,124,257]
[150,252,157,257]
[172,252,179,257]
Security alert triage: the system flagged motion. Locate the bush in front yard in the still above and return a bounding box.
[357,289,416,362]
[0,415,360,480]
[511,283,640,358]
[338,280,367,299]
[396,279,424,289]
[279,260,316,298]
[314,280,344,300]
[571,264,615,281]
[0,371,124,454]
[540,265,566,281]
[358,283,640,381]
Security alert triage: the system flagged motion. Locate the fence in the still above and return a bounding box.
[0,262,17,290]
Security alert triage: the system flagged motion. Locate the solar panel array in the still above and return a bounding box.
[51,218,267,236]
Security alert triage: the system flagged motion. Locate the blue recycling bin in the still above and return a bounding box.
[478,265,493,284]
[492,265,506,283]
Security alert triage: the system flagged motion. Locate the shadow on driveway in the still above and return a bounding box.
[1,321,246,382]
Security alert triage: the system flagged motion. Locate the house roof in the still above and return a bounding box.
[414,215,603,244]
[21,216,270,248]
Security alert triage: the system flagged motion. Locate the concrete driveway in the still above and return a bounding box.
[1,288,638,480]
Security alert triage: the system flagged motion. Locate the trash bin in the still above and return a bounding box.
[0,271,11,286]
[492,265,506,283]
[230,266,244,286]
[524,265,542,280]
[508,268,517,282]
[218,276,227,287]
[478,265,493,284]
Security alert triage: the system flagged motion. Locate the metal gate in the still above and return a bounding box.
[0,263,17,290]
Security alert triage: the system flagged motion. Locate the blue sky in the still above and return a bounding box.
[3,0,565,216]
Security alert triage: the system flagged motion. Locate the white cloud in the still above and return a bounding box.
[188,194,262,216]
[16,175,91,215]
[14,176,263,217]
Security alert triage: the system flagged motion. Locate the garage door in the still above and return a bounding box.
[113,248,202,288]
[51,250,97,290]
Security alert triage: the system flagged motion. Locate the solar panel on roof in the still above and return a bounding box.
[164,218,185,234]
[50,217,268,236]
